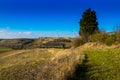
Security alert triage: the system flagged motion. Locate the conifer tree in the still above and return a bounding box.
[79,8,99,41]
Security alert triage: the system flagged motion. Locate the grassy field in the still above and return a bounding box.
[82,48,120,80]
[0,47,12,53]
[0,42,120,80]
[0,48,83,80]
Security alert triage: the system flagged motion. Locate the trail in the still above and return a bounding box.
[1,51,26,59]
[67,54,90,80]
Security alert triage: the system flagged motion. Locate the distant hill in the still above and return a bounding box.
[0,38,73,49]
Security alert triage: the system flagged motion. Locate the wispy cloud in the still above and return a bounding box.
[18,32,32,35]
[0,27,34,39]
[0,27,78,39]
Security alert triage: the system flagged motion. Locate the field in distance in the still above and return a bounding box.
[0,47,12,53]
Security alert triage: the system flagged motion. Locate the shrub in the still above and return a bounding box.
[90,32,108,42]
[73,38,85,48]
[114,31,120,44]
[104,35,115,46]
[90,31,120,46]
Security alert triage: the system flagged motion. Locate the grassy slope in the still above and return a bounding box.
[0,48,83,80]
[83,48,120,80]
[67,42,120,80]
[0,42,120,80]
[0,48,58,80]
[0,47,12,53]
[0,49,55,70]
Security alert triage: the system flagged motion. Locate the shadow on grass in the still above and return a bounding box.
[67,55,91,80]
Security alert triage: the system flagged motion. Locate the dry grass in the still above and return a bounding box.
[0,48,84,80]
[1,42,120,80]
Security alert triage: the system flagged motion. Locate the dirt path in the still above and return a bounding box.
[1,51,26,59]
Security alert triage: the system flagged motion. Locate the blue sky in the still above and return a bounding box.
[0,0,120,38]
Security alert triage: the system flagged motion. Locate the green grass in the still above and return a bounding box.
[84,48,120,80]
[0,47,12,53]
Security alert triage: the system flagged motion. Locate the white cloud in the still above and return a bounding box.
[23,32,32,35]
[0,28,78,39]
[0,27,9,33]
[0,28,34,39]
[18,32,32,35]
[0,30,5,33]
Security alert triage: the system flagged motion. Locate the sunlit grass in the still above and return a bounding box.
[0,48,83,80]
[0,49,54,70]
[84,48,120,80]
[0,47,12,53]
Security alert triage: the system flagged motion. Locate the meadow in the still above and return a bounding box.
[0,42,120,80]
[82,48,120,80]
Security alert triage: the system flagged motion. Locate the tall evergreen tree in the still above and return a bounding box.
[79,8,99,41]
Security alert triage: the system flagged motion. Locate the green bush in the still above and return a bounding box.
[105,36,113,46]
[73,30,120,47]
[90,33,108,42]
[114,32,120,44]
[90,31,120,46]
[73,38,85,47]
